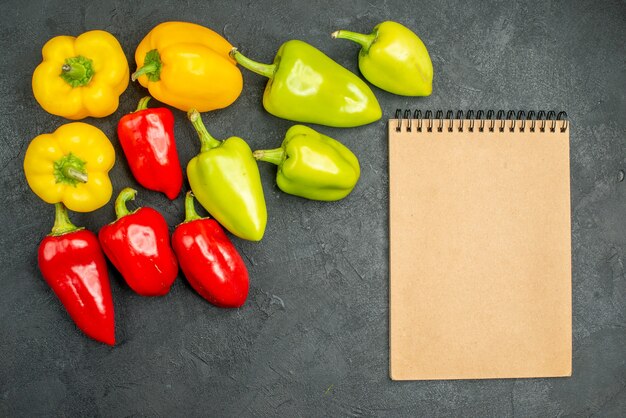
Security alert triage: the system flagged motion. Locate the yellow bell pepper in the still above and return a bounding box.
[32,30,129,120]
[23,122,115,212]
[132,21,243,112]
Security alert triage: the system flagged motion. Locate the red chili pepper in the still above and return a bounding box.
[117,96,183,200]
[38,203,115,345]
[172,192,249,308]
[98,188,178,296]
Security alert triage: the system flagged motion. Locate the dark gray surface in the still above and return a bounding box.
[1,0,625,416]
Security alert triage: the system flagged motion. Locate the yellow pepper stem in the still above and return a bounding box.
[65,167,88,183]
[187,109,222,153]
[60,56,95,87]
[53,153,88,186]
[131,49,162,82]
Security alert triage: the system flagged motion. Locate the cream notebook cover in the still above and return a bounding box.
[389,111,572,380]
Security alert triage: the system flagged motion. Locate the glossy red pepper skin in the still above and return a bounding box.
[38,203,115,345]
[117,97,183,200]
[98,188,178,296]
[172,192,249,308]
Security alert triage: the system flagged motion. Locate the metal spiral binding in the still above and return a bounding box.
[394,109,569,133]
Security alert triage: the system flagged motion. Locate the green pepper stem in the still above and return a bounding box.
[131,62,157,81]
[131,49,162,82]
[62,63,85,80]
[230,48,276,79]
[135,96,151,112]
[50,202,82,236]
[114,188,138,219]
[183,192,202,222]
[64,167,88,183]
[187,109,222,152]
[60,55,94,88]
[253,148,285,166]
[54,153,88,186]
[331,30,376,52]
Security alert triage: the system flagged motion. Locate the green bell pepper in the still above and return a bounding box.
[230,40,382,128]
[253,125,360,201]
[332,21,433,96]
[186,110,267,241]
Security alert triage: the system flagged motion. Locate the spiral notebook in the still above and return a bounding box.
[389,110,572,380]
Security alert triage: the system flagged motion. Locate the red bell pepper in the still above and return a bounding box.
[117,96,183,200]
[38,203,115,345]
[98,188,178,296]
[172,192,249,308]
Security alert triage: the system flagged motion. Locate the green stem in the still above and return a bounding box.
[184,192,202,222]
[252,148,285,166]
[331,30,376,52]
[230,48,276,79]
[60,55,95,88]
[114,188,138,219]
[135,96,151,112]
[187,109,222,152]
[131,62,158,81]
[131,49,162,82]
[64,167,88,183]
[62,64,85,80]
[50,203,82,236]
[54,153,88,186]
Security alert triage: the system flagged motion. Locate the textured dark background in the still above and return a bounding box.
[1,0,625,416]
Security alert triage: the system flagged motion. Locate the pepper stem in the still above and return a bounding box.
[252,148,285,166]
[54,153,88,186]
[135,96,151,112]
[131,63,158,81]
[184,192,202,222]
[64,167,88,183]
[62,64,85,80]
[114,187,138,219]
[331,30,376,52]
[60,55,94,87]
[230,48,276,79]
[187,109,222,152]
[131,49,162,82]
[50,203,82,236]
